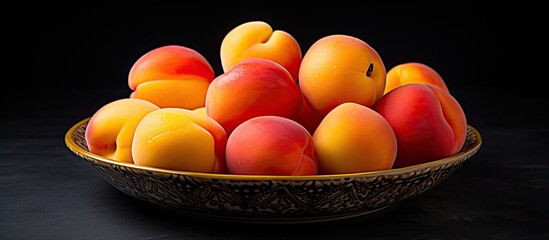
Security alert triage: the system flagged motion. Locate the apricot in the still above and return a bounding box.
[132,108,227,173]
[313,102,397,174]
[220,21,302,81]
[299,34,386,116]
[226,116,318,175]
[85,98,159,163]
[374,84,467,168]
[384,62,449,94]
[128,45,215,109]
[205,58,302,135]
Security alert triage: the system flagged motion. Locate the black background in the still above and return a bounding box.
[2,3,546,240]
[13,3,542,127]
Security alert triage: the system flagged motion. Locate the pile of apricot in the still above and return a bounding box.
[85,21,467,175]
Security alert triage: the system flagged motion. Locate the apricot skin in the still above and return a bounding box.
[132,108,227,173]
[374,84,467,168]
[220,21,302,81]
[313,102,397,174]
[205,58,302,135]
[128,45,214,90]
[384,62,450,95]
[130,79,209,109]
[85,98,159,163]
[299,34,387,116]
[226,116,318,176]
[128,45,215,109]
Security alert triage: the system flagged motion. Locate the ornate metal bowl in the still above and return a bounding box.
[65,118,482,223]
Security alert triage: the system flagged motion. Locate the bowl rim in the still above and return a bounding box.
[65,117,482,180]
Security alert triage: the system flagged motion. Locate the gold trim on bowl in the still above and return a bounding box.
[65,117,482,223]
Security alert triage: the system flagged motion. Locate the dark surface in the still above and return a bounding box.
[3,4,545,240]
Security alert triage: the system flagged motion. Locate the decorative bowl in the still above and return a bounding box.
[65,117,482,223]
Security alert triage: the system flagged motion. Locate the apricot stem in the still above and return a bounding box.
[366,63,374,77]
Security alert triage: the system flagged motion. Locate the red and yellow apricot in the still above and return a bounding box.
[205,58,302,135]
[220,21,302,81]
[128,45,215,109]
[132,108,227,173]
[374,84,467,168]
[299,34,387,116]
[384,62,449,94]
[85,98,160,163]
[313,102,397,174]
[226,116,318,175]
